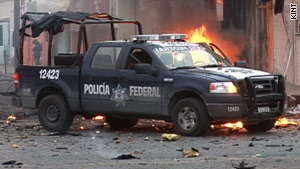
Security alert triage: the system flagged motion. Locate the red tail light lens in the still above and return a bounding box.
[14,72,20,88]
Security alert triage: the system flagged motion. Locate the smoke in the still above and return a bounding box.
[140,0,246,63]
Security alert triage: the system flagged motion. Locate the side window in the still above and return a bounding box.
[91,47,122,69]
[125,48,153,69]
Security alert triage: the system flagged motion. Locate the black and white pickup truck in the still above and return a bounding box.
[12,12,286,136]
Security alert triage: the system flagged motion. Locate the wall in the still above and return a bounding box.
[0,0,13,65]
[273,0,300,85]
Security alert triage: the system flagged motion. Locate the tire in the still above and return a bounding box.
[106,116,138,130]
[38,94,74,131]
[244,120,276,132]
[172,98,211,136]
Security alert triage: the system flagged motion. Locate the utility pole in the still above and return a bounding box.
[267,0,274,73]
[13,0,20,68]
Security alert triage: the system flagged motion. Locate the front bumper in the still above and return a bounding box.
[205,75,286,122]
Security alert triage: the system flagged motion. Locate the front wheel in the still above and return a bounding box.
[38,94,73,131]
[106,116,138,130]
[244,120,276,132]
[172,98,211,136]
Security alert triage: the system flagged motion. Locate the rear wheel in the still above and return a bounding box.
[106,116,138,130]
[244,120,276,132]
[38,94,73,131]
[172,98,210,136]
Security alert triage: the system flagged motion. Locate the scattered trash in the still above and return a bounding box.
[265,145,281,147]
[12,144,19,148]
[251,137,264,141]
[113,154,139,160]
[2,160,23,166]
[133,151,143,154]
[56,147,69,150]
[285,148,293,152]
[161,133,181,141]
[47,132,82,136]
[182,147,201,158]
[115,139,121,144]
[232,144,239,146]
[112,137,119,140]
[232,161,256,169]
[201,146,209,150]
[248,143,254,147]
[254,154,268,158]
[144,137,149,141]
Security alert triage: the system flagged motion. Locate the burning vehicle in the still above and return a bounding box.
[12,12,286,136]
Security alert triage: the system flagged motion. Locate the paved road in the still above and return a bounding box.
[0,115,299,169]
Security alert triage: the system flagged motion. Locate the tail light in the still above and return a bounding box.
[14,72,20,88]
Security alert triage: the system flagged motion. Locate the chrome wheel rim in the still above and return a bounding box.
[178,107,197,131]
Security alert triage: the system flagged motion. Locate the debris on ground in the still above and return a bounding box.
[251,137,264,141]
[2,160,23,166]
[248,143,254,147]
[254,154,268,158]
[12,144,19,148]
[232,161,256,169]
[113,154,139,160]
[161,133,181,141]
[47,131,82,136]
[182,147,201,158]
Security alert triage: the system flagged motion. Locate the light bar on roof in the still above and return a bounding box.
[132,34,188,41]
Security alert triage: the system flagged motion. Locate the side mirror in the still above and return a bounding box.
[234,61,248,68]
[135,63,159,76]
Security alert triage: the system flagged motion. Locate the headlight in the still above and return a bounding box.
[209,82,237,93]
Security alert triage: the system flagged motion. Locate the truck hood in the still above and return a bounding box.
[174,67,270,81]
[204,67,270,80]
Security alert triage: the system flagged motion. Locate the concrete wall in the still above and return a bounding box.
[273,0,300,85]
[0,0,14,65]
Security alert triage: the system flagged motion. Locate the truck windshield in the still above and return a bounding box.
[153,46,232,69]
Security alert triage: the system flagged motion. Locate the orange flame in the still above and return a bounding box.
[80,126,85,130]
[92,115,104,121]
[221,121,243,129]
[187,25,212,44]
[275,117,298,127]
[7,115,17,121]
[217,0,223,6]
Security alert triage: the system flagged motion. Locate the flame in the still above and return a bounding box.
[80,126,85,130]
[221,121,243,129]
[7,115,16,121]
[275,117,298,127]
[186,24,244,64]
[217,0,223,6]
[92,115,104,121]
[187,25,212,44]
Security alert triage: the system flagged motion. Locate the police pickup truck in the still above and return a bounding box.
[13,12,285,136]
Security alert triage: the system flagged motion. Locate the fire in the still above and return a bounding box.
[80,126,85,130]
[217,0,223,6]
[275,117,298,127]
[7,115,17,121]
[92,115,104,121]
[221,121,243,129]
[187,25,212,44]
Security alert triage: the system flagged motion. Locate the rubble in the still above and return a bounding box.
[113,154,139,160]
[232,161,256,169]
[182,147,201,158]
[161,133,181,141]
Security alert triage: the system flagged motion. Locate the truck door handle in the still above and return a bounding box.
[119,76,127,81]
